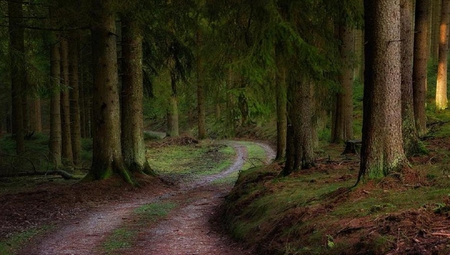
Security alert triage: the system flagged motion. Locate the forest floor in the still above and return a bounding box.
[0,139,274,255]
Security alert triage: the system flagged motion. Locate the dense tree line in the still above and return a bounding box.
[0,0,447,184]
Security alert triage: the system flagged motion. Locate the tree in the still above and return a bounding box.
[436,0,450,111]
[8,0,25,154]
[121,16,153,175]
[359,0,407,180]
[49,37,62,167]
[332,25,354,144]
[413,0,430,136]
[275,47,287,160]
[401,0,422,156]
[69,31,82,166]
[86,0,132,183]
[60,36,73,164]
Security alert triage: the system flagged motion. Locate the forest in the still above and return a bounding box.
[1,0,450,254]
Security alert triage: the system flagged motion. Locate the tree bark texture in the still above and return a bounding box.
[436,0,450,110]
[121,18,153,174]
[8,0,25,154]
[275,50,287,160]
[30,99,42,132]
[69,32,82,166]
[49,39,62,167]
[360,0,407,180]
[60,37,73,164]
[431,0,442,63]
[401,0,422,156]
[88,0,132,183]
[282,74,315,176]
[413,0,430,136]
[196,29,206,139]
[332,26,354,144]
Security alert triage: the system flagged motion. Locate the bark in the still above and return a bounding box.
[196,29,206,139]
[436,0,450,111]
[60,37,73,164]
[275,50,287,160]
[69,31,82,166]
[49,39,62,167]
[431,0,442,62]
[30,99,42,132]
[332,26,354,144]
[121,17,153,175]
[87,0,132,184]
[167,75,179,137]
[282,74,315,176]
[359,0,407,180]
[401,0,422,156]
[413,0,430,136]
[8,0,25,154]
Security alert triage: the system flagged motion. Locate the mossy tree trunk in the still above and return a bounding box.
[8,0,25,154]
[413,0,430,136]
[359,0,407,181]
[69,31,82,166]
[87,0,132,184]
[121,17,153,175]
[401,0,422,156]
[436,0,450,111]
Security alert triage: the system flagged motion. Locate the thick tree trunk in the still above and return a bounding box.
[49,39,62,167]
[436,0,450,110]
[60,37,73,164]
[121,18,153,175]
[332,26,354,144]
[401,0,422,156]
[69,32,82,166]
[359,0,407,180]
[8,0,25,154]
[275,51,287,160]
[282,74,315,176]
[413,0,430,136]
[87,0,132,183]
[196,29,206,139]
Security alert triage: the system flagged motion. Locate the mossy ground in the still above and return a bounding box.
[223,132,450,254]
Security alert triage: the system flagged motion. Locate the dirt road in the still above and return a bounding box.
[20,141,274,255]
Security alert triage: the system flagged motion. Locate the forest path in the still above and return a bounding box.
[20,141,274,255]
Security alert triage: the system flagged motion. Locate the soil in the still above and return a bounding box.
[4,141,274,255]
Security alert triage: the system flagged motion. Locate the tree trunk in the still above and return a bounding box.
[401,0,423,156]
[359,0,407,180]
[436,0,450,111]
[60,37,73,164]
[332,26,354,144]
[413,0,430,136]
[8,0,25,154]
[196,29,206,139]
[49,39,62,167]
[275,50,287,160]
[282,74,315,176]
[431,0,442,63]
[167,74,179,137]
[69,32,82,166]
[30,99,42,132]
[87,0,132,183]
[121,17,153,175]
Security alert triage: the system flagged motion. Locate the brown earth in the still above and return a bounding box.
[1,141,274,255]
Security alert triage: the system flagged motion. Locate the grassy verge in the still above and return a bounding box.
[224,142,450,254]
